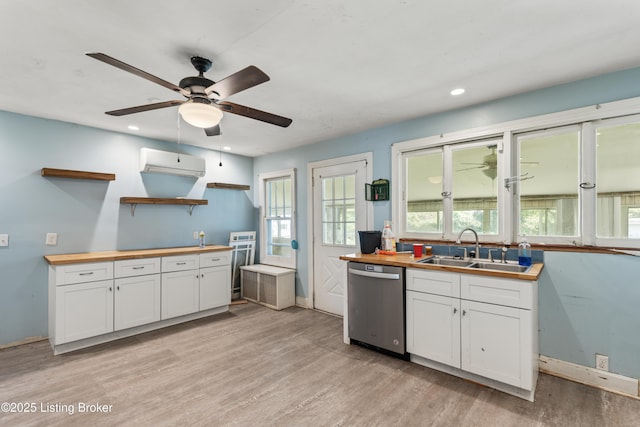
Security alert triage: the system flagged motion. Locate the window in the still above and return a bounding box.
[516,126,580,241]
[259,169,296,268]
[402,139,502,241]
[405,149,444,234]
[452,141,500,235]
[594,116,640,245]
[393,97,640,248]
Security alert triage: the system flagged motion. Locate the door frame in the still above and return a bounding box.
[306,152,373,310]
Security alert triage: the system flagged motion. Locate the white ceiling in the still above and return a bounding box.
[2,1,640,157]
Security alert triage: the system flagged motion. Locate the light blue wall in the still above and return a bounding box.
[0,111,255,346]
[254,66,640,378]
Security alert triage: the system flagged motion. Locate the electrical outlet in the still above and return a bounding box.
[193,231,199,239]
[0,234,8,247]
[596,354,609,371]
[46,232,58,246]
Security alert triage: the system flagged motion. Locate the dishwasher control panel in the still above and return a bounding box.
[364,264,383,273]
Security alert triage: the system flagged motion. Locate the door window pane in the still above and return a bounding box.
[406,150,443,233]
[322,175,356,246]
[518,130,579,237]
[596,121,640,239]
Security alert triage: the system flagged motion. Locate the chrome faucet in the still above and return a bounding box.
[456,227,480,259]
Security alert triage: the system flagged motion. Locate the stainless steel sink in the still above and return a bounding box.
[417,257,474,267]
[469,262,530,273]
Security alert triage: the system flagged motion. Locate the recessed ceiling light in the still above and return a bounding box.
[450,88,465,96]
[223,146,231,151]
[127,125,139,131]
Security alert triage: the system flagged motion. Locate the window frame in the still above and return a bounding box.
[392,96,640,249]
[258,168,297,268]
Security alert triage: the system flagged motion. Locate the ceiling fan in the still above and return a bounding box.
[457,145,539,180]
[86,52,292,136]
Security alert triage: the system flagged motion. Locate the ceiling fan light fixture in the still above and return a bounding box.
[178,100,223,128]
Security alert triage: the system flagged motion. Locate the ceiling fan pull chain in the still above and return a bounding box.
[177,111,182,162]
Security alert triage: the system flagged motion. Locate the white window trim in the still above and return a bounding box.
[392,96,640,248]
[258,168,296,269]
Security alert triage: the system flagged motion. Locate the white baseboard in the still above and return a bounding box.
[295,295,311,308]
[539,355,639,399]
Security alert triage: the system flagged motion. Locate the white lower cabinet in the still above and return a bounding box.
[114,274,161,330]
[199,251,232,310]
[406,290,460,368]
[55,279,114,344]
[161,269,200,319]
[406,268,538,400]
[200,265,231,310]
[48,249,232,354]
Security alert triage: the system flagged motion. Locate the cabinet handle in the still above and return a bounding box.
[176,262,187,265]
[210,258,220,262]
[132,266,145,270]
[453,307,457,314]
[79,272,94,276]
[117,286,120,291]
[109,287,112,292]
[462,310,466,316]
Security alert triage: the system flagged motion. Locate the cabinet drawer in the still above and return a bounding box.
[460,274,533,309]
[200,251,231,268]
[406,268,460,298]
[55,262,114,286]
[162,255,199,272]
[114,257,161,278]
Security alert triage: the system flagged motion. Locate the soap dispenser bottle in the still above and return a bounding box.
[518,235,532,266]
[381,220,396,252]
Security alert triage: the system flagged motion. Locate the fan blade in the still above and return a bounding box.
[205,66,270,99]
[204,125,221,136]
[217,101,292,128]
[87,53,190,97]
[105,100,184,116]
[456,165,487,172]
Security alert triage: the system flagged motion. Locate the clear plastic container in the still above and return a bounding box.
[381,220,396,252]
[518,236,532,266]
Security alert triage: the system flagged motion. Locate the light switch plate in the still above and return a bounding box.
[0,234,8,247]
[46,232,58,246]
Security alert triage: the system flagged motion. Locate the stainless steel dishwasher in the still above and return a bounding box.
[347,262,407,358]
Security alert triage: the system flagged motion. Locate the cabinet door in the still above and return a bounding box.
[199,265,231,310]
[114,275,161,330]
[461,300,532,388]
[161,270,199,319]
[406,290,460,368]
[55,280,114,344]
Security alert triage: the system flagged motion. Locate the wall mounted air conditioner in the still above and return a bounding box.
[139,148,206,178]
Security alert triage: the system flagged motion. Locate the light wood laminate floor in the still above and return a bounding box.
[1,302,638,426]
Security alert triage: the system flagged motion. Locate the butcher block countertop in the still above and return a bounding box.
[44,245,233,266]
[339,252,543,281]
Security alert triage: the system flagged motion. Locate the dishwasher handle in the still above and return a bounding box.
[348,268,401,281]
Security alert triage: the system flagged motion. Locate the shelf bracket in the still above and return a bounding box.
[130,203,138,216]
[188,205,196,216]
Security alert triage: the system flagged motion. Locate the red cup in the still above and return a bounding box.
[413,244,423,258]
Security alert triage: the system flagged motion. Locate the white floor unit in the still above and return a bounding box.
[240,264,295,310]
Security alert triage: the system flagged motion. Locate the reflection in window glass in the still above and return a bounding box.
[322,175,356,246]
[406,150,443,233]
[596,122,640,239]
[452,144,498,234]
[518,130,579,237]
